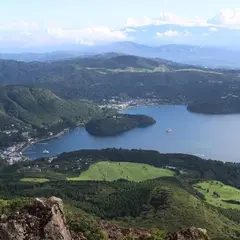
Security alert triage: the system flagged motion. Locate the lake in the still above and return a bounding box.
[24,105,240,162]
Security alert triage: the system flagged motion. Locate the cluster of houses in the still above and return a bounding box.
[0,143,26,164]
[100,98,164,111]
[0,121,56,164]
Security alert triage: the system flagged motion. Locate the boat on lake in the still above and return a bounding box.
[166,128,172,133]
[42,149,50,154]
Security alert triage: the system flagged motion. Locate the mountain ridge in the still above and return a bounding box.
[0,42,240,68]
[0,85,101,129]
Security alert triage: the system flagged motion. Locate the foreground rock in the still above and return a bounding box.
[0,196,210,240]
[0,197,76,240]
[166,227,210,240]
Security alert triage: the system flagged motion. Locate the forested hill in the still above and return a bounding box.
[0,85,101,129]
[86,114,156,136]
[65,54,186,70]
[1,148,240,239]
[187,96,240,114]
[0,55,238,103]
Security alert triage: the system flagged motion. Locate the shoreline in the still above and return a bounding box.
[21,130,67,154]
[22,103,156,159]
[22,123,87,160]
[23,103,183,155]
[17,102,186,161]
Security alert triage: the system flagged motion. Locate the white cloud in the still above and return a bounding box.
[4,9,240,48]
[208,27,218,32]
[126,13,207,27]
[125,28,136,32]
[0,21,39,30]
[126,16,152,27]
[47,27,129,45]
[156,30,191,38]
[0,22,130,46]
[202,32,210,36]
[208,8,240,26]
[125,9,240,29]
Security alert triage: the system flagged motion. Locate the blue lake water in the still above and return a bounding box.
[24,105,240,162]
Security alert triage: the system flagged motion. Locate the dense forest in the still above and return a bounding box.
[0,85,105,147]
[0,55,239,104]
[187,96,240,114]
[0,85,102,129]
[3,148,240,188]
[85,114,156,136]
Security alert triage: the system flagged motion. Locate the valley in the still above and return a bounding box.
[0,53,240,240]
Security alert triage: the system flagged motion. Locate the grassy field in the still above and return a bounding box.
[194,180,240,209]
[20,178,49,183]
[86,67,222,74]
[173,68,223,74]
[67,161,174,182]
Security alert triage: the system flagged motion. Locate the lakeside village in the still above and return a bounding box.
[99,96,188,111]
[0,97,188,165]
[0,127,56,165]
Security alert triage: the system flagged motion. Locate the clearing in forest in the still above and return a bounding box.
[67,161,174,182]
[194,180,240,209]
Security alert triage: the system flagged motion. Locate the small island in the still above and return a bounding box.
[187,97,240,114]
[85,113,156,136]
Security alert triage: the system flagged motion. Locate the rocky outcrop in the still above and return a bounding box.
[166,227,210,240]
[0,197,74,240]
[99,220,151,240]
[0,196,210,240]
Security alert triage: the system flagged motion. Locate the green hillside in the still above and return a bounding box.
[0,85,101,129]
[0,55,237,103]
[1,149,240,239]
[71,55,164,69]
[67,161,174,181]
[115,178,240,240]
[194,180,240,209]
[0,177,239,239]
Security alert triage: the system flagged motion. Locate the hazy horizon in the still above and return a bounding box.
[1,1,240,52]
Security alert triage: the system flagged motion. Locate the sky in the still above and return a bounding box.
[1,0,240,50]
[1,0,239,28]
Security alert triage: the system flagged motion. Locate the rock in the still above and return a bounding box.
[0,196,72,240]
[166,227,211,240]
[71,231,86,240]
[0,196,211,240]
[99,220,151,240]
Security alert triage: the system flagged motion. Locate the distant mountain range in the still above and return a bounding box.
[121,24,240,47]
[1,42,240,69]
[0,54,237,105]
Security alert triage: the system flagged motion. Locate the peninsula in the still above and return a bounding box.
[85,113,156,136]
[187,96,240,115]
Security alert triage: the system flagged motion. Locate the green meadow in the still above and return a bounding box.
[67,161,174,182]
[194,180,240,209]
[20,178,49,183]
